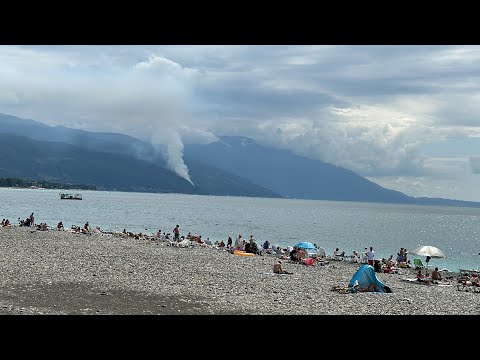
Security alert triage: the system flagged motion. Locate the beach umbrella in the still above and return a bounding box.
[294,241,316,250]
[409,245,446,268]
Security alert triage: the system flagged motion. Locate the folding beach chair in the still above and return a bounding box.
[413,258,425,269]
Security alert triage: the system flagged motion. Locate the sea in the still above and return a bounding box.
[1,187,480,273]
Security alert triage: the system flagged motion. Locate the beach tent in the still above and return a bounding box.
[348,265,392,293]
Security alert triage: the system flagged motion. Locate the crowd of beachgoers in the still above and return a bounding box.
[1,212,480,315]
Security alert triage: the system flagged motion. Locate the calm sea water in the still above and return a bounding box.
[1,187,480,273]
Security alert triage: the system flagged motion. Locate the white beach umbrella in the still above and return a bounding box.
[409,245,446,268]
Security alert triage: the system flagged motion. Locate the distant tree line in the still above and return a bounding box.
[0,177,97,190]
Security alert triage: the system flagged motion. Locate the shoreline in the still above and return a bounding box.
[0,226,478,315]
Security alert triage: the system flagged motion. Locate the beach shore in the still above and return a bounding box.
[0,226,477,315]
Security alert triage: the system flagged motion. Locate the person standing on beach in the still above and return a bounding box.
[29,213,34,227]
[173,225,180,242]
[235,234,244,250]
[366,246,375,266]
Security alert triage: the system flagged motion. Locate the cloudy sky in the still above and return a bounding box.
[1,45,480,201]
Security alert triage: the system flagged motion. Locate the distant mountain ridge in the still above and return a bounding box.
[185,136,412,203]
[184,136,480,207]
[0,114,279,198]
[1,113,479,207]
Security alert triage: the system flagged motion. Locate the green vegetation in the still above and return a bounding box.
[0,177,97,190]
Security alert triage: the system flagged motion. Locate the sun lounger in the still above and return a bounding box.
[456,283,480,292]
[413,258,425,269]
[402,278,452,286]
[459,269,480,276]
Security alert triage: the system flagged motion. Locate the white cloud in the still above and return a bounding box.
[2,45,480,200]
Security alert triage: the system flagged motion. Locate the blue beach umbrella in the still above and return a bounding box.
[294,241,316,250]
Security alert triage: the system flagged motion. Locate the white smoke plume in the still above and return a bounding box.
[151,128,194,185]
[0,48,197,185]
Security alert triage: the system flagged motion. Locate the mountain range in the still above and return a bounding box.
[1,113,479,207]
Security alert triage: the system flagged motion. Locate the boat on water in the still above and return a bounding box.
[60,193,82,200]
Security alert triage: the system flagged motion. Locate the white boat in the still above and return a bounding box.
[60,193,82,200]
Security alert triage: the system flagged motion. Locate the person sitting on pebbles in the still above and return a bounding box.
[273,260,293,274]
[461,273,480,286]
[431,267,444,284]
[416,269,432,285]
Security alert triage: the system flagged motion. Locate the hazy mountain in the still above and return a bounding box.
[184,136,480,207]
[0,113,159,161]
[0,115,279,198]
[1,113,479,207]
[0,133,196,193]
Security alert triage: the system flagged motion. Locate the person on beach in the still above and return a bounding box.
[351,280,376,293]
[273,260,292,274]
[251,238,261,255]
[296,247,306,261]
[227,236,233,248]
[247,235,261,255]
[461,273,480,286]
[57,221,64,231]
[416,269,432,285]
[289,246,298,262]
[29,213,34,227]
[37,222,48,231]
[366,247,375,266]
[235,234,244,251]
[358,283,376,292]
[173,225,180,242]
[263,240,272,254]
[386,255,394,265]
[431,267,443,283]
[275,247,289,260]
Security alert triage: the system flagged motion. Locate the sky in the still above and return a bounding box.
[1,45,480,201]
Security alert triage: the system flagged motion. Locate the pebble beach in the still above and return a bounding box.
[0,226,478,315]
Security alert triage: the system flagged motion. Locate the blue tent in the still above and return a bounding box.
[294,241,316,250]
[348,265,392,293]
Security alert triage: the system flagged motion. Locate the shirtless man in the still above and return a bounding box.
[431,267,443,283]
[273,260,292,274]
